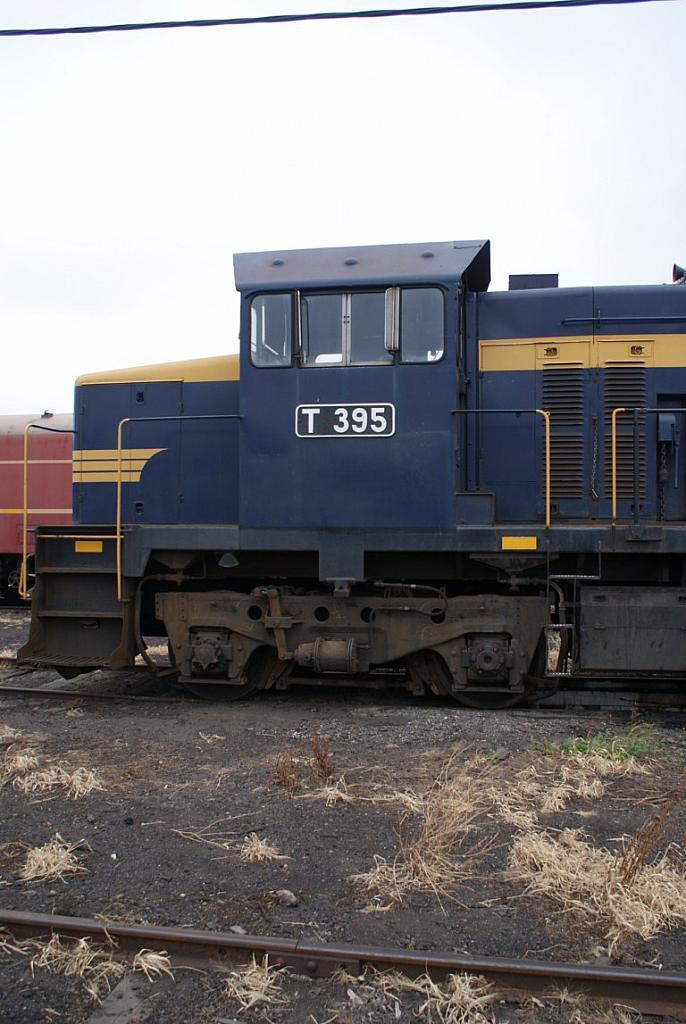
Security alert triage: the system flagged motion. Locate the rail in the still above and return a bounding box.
[610,406,686,524]
[19,423,75,600]
[452,408,551,528]
[1,909,685,1017]
[116,414,242,600]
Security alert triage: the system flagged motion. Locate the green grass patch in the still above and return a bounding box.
[540,724,658,762]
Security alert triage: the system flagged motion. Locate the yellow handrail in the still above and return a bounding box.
[453,407,552,530]
[611,406,626,524]
[535,408,551,530]
[116,417,131,602]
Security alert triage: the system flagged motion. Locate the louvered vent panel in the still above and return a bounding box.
[542,366,585,500]
[549,435,585,498]
[542,367,584,426]
[602,363,646,499]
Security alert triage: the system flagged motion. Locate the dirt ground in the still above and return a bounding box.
[1,606,685,1024]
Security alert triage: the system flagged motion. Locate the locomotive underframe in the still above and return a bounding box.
[155,588,547,700]
[18,521,686,705]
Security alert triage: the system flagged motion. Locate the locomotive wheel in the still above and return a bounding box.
[180,645,278,701]
[405,649,528,709]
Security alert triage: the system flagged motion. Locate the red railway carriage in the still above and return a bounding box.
[0,413,73,598]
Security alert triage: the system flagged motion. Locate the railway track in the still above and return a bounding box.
[0,684,185,703]
[0,655,185,703]
[2,654,686,712]
[1,909,684,1018]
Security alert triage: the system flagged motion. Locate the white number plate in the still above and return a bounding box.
[295,403,395,438]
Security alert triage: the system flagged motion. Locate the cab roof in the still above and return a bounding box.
[234,240,491,293]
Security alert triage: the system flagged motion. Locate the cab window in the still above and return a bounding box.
[350,293,392,365]
[301,291,392,367]
[250,293,292,367]
[301,294,344,366]
[400,288,444,363]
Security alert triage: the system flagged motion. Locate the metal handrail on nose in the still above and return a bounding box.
[115,414,242,601]
[451,407,552,529]
[611,405,686,524]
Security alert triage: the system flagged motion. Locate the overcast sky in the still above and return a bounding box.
[1,0,684,414]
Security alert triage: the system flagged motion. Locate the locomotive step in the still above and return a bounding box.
[35,609,123,619]
[35,566,117,574]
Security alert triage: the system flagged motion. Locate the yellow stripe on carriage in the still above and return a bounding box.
[72,472,146,483]
[73,448,165,461]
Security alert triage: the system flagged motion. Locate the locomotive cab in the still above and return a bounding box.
[235,241,489,580]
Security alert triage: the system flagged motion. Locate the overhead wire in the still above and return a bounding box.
[0,0,680,39]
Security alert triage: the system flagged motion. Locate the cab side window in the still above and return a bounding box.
[301,294,343,366]
[250,294,292,367]
[350,293,392,365]
[400,288,444,363]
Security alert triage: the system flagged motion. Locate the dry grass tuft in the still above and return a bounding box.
[374,968,495,1024]
[615,798,680,884]
[368,787,425,815]
[483,750,623,830]
[171,814,255,854]
[271,752,302,792]
[493,801,538,831]
[510,828,686,949]
[1,726,104,801]
[14,765,104,799]
[352,762,485,907]
[0,927,35,958]
[223,955,288,1010]
[240,833,288,864]
[30,934,125,1003]
[299,775,355,806]
[486,775,542,830]
[311,735,335,780]
[132,948,175,981]
[542,987,640,1024]
[352,854,411,908]
[19,834,89,884]
[2,748,41,778]
[540,783,575,814]
[564,768,606,801]
[1,929,173,1000]
[570,751,647,779]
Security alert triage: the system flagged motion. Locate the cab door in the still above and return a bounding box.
[239,286,457,534]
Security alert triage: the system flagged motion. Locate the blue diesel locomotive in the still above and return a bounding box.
[19,240,686,706]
